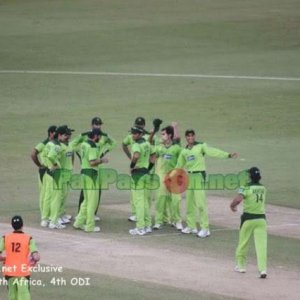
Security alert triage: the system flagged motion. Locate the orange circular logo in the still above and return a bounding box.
[164,168,188,194]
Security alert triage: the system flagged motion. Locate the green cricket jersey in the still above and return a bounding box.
[80,140,99,171]
[131,138,152,169]
[77,134,115,168]
[176,142,229,172]
[98,135,117,157]
[239,183,266,214]
[155,142,182,175]
[60,134,86,170]
[46,140,65,169]
[60,143,73,171]
[123,133,148,146]
[123,133,161,147]
[35,138,49,153]
[42,140,63,169]
[34,138,49,165]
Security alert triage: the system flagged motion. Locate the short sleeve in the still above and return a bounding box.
[238,186,247,197]
[123,135,132,146]
[35,142,45,153]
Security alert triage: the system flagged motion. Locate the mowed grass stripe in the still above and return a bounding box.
[0,70,300,81]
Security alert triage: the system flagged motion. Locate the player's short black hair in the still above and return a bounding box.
[248,167,261,183]
[161,126,174,139]
[185,129,195,136]
[11,215,23,230]
[47,125,57,136]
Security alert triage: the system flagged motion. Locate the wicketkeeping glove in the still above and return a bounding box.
[153,118,163,133]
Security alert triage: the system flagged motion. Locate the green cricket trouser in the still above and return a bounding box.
[95,167,104,215]
[129,174,153,217]
[130,193,136,216]
[236,218,267,272]
[49,170,63,224]
[7,277,31,300]
[155,175,181,225]
[59,169,72,217]
[186,173,208,230]
[38,168,46,217]
[74,173,99,231]
[41,173,53,221]
[131,173,151,229]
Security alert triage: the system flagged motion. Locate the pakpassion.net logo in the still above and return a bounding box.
[50,168,249,193]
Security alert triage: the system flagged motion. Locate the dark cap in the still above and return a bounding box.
[61,125,75,135]
[56,126,68,135]
[91,117,103,125]
[248,167,261,177]
[47,125,57,134]
[131,126,144,134]
[11,215,23,230]
[134,117,145,126]
[185,129,195,136]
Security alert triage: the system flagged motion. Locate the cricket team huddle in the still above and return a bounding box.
[31,117,231,234]
[30,116,268,278]
[0,116,268,300]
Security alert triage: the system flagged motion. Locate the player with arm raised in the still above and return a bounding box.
[176,129,238,238]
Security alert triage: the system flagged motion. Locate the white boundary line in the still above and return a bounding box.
[0,69,300,81]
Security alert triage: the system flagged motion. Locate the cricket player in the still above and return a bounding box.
[0,215,40,300]
[230,167,267,278]
[176,129,238,237]
[123,117,162,222]
[153,125,183,230]
[58,125,84,224]
[93,117,117,219]
[78,117,116,221]
[31,125,56,225]
[42,126,69,229]
[122,117,148,222]
[129,126,156,236]
[73,128,108,232]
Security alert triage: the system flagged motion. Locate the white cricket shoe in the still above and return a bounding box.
[62,214,72,220]
[128,215,137,222]
[129,228,146,236]
[48,222,66,229]
[40,220,49,227]
[145,226,152,234]
[234,266,246,273]
[94,215,101,221]
[59,217,71,224]
[153,224,162,230]
[197,229,211,238]
[173,222,183,231]
[181,227,198,234]
[260,271,267,279]
[85,226,100,233]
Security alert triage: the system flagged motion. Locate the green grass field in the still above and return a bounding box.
[0,0,299,299]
